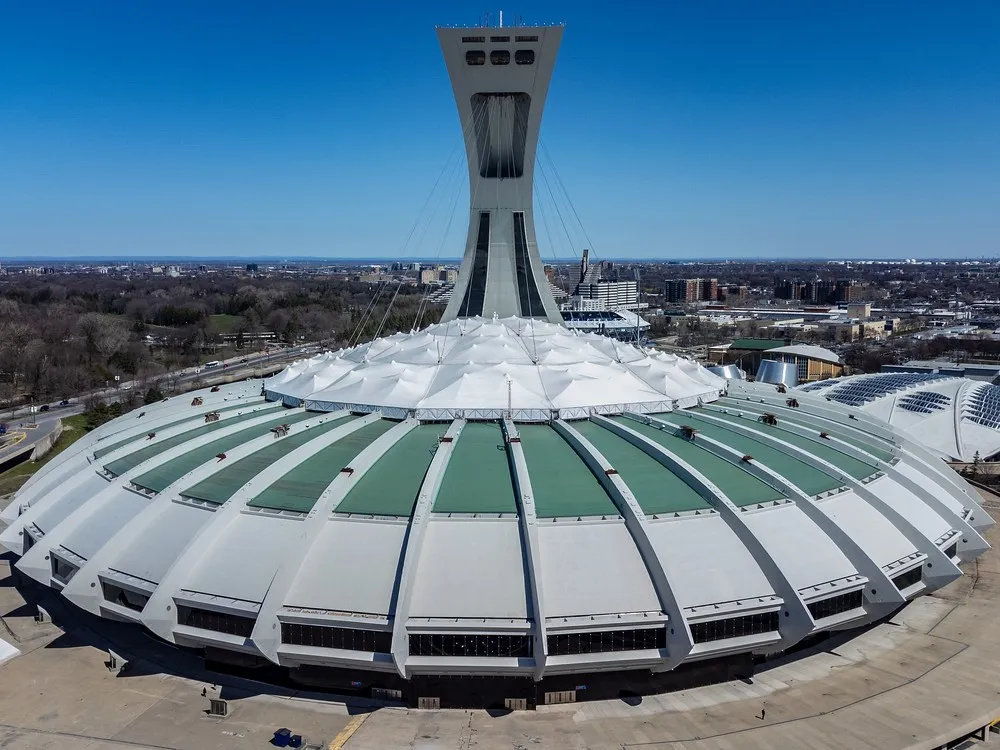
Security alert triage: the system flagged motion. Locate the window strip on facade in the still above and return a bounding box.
[891,566,922,590]
[177,606,256,638]
[101,582,150,612]
[408,633,533,658]
[546,627,666,655]
[806,589,864,621]
[281,623,392,653]
[689,612,779,644]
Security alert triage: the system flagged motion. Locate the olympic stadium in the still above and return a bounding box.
[0,23,993,710]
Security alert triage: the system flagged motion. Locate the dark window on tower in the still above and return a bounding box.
[281,623,392,653]
[490,35,510,42]
[689,612,780,644]
[944,542,958,559]
[408,633,533,657]
[490,50,511,65]
[806,589,864,621]
[177,605,256,638]
[515,35,539,42]
[515,49,535,65]
[101,582,150,612]
[462,36,486,43]
[466,50,486,66]
[892,566,922,590]
[547,628,666,655]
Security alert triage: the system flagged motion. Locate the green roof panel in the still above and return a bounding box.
[180,415,356,504]
[716,398,896,462]
[570,420,712,515]
[103,404,283,477]
[94,401,261,459]
[655,412,844,496]
[728,339,787,351]
[518,424,618,518]
[699,408,879,481]
[433,422,518,514]
[336,424,443,517]
[611,417,785,507]
[132,411,314,493]
[248,419,395,513]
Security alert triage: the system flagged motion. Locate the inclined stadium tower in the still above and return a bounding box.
[0,23,993,710]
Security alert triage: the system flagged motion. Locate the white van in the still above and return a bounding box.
[204,361,221,369]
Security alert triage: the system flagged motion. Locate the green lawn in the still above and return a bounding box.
[0,415,89,497]
[208,314,242,334]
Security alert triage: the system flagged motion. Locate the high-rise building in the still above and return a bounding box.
[572,249,638,308]
[664,278,715,303]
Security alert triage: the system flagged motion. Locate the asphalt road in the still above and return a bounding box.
[1,342,324,424]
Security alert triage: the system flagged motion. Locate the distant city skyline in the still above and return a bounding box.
[1,1,998,260]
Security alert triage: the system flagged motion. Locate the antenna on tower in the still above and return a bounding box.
[500,9,503,27]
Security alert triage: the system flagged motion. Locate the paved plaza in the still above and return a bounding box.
[1,492,1000,749]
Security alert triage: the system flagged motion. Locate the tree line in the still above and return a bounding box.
[0,273,441,406]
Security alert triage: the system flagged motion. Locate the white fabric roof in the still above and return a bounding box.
[265,317,725,419]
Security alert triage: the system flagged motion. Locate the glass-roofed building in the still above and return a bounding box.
[800,370,1000,462]
[0,22,992,710]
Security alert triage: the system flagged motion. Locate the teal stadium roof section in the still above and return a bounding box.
[247,419,395,513]
[611,416,785,507]
[180,414,356,504]
[335,424,442,517]
[570,419,712,515]
[433,421,518,514]
[102,404,283,477]
[698,408,878,481]
[517,424,619,518]
[652,412,845,497]
[93,401,261,459]
[131,411,314,493]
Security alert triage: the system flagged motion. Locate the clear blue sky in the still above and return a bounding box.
[1,1,998,260]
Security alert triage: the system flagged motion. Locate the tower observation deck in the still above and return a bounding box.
[437,24,564,323]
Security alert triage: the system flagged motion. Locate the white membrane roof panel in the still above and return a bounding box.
[111,502,214,584]
[818,491,917,568]
[284,518,408,617]
[33,473,111,534]
[870,476,953,543]
[538,521,660,619]
[409,518,530,620]
[60,489,148,561]
[741,504,857,591]
[181,513,303,604]
[645,514,776,609]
